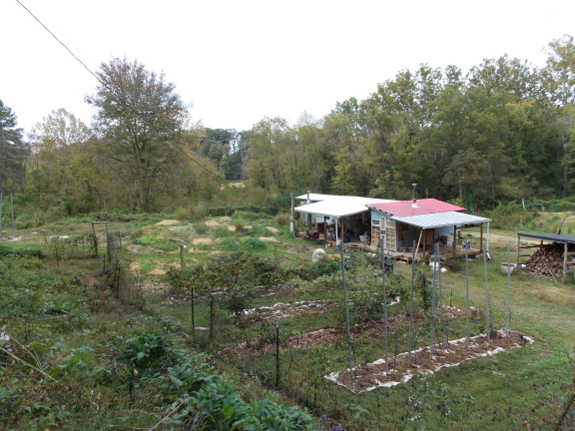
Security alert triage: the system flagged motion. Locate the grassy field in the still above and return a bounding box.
[1,212,574,430]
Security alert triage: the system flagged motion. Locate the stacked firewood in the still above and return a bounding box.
[524,243,568,278]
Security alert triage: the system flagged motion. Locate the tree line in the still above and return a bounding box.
[246,35,575,210]
[1,35,575,218]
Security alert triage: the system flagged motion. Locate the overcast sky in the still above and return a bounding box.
[2,0,574,134]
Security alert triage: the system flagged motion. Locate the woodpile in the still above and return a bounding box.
[524,243,570,278]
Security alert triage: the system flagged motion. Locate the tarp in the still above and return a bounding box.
[391,211,491,229]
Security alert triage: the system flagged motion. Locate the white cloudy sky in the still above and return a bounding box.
[1,0,574,134]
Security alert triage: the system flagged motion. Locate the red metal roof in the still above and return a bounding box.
[367,198,465,217]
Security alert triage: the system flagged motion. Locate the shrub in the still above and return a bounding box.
[174,207,189,220]
[233,217,246,232]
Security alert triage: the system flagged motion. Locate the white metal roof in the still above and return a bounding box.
[391,211,491,229]
[295,196,396,218]
[295,193,337,202]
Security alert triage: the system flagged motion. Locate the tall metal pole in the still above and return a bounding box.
[275,322,280,389]
[191,287,195,334]
[506,243,511,336]
[10,193,15,238]
[438,244,444,350]
[381,240,389,373]
[430,244,437,358]
[465,244,470,347]
[290,193,295,238]
[339,242,354,379]
[0,193,3,238]
[408,240,416,367]
[483,243,491,342]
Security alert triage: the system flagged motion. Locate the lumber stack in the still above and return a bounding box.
[524,243,566,278]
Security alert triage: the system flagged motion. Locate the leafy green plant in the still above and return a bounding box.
[116,334,174,371]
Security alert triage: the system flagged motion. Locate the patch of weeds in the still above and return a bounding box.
[275,213,290,226]
[194,223,207,235]
[220,237,239,250]
[195,243,214,251]
[153,241,179,252]
[213,227,231,238]
[241,238,267,251]
[133,235,157,245]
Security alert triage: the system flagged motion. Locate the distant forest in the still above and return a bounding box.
[1,35,575,219]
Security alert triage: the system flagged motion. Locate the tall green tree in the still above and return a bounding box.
[28,109,100,213]
[541,35,575,196]
[0,100,29,194]
[86,57,189,212]
[246,117,292,192]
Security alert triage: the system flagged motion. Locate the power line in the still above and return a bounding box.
[14,0,222,180]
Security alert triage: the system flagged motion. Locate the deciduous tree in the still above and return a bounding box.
[86,57,189,212]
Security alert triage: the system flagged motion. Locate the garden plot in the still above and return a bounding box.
[242,300,331,320]
[326,330,533,394]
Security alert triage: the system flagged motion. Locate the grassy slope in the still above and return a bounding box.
[1,213,574,430]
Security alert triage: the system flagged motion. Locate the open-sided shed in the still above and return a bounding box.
[517,232,575,282]
[368,199,492,262]
[294,194,396,245]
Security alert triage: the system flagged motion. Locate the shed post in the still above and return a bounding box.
[422,229,427,262]
[415,229,424,263]
[563,242,568,283]
[480,223,484,253]
[290,193,295,237]
[453,225,457,257]
[92,222,98,258]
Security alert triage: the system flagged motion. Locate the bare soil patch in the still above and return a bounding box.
[127,244,154,255]
[266,226,280,234]
[330,331,533,394]
[156,220,180,226]
[259,236,280,243]
[205,220,220,228]
[192,238,213,245]
[287,246,313,255]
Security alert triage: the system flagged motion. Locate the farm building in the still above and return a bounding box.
[294,193,396,246]
[367,198,491,263]
[295,193,491,263]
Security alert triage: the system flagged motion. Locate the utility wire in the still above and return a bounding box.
[15,0,221,180]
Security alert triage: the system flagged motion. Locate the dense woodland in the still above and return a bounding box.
[2,35,575,220]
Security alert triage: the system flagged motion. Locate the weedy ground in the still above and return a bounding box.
[0,212,574,430]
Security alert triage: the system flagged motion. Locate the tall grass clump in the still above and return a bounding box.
[233,217,246,232]
[275,213,290,226]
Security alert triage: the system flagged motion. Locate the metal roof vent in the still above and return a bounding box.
[412,183,419,208]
